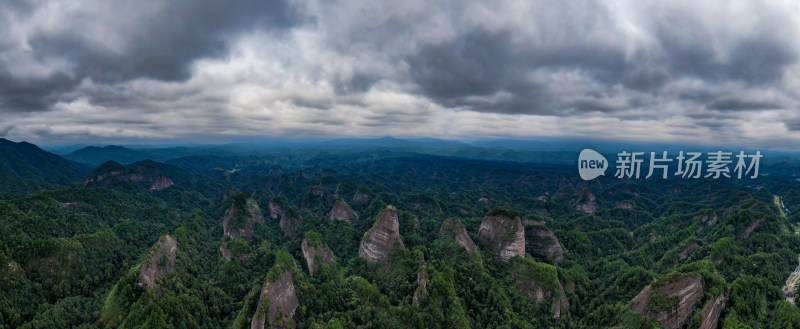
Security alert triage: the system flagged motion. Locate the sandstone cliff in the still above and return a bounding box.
[83,160,175,191]
[223,194,265,243]
[699,292,727,329]
[251,270,298,329]
[358,206,405,263]
[477,210,525,262]
[439,217,478,253]
[300,232,335,277]
[523,220,565,262]
[138,235,178,290]
[329,199,358,225]
[575,189,599,214]
[630,274,705,329]
[269,197,303,237]
[412,267,429,307]
[512,258,570,318]
[251,251,298,329]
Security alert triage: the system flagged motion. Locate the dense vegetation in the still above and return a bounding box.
[2,141,800,328]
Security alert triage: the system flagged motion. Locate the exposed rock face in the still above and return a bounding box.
[412,268,429,307]
[678,243,699,261]
[575,189,599,214]
[223,199,265,243]
[149,175,174,191]
[280,217,302,238]
[615,201,634,209]
[512,259,569,318]
[439,218,482,265]
[457,207,474,216]
[358,207,405,263]
[138,235,178,290]
[301,238,335,277]
[700,293,727,329]
[537,192,551,202]
[630,274,705,329]
[478,215,525,262]
[329,199,358,225]
[251,270,298,329]
[220,244,252,262]
[353,192,372,203]
[695,213,719,227]
[269,200,283,220]
[524,222,565,262]
[517,278,550,303]
[57,201,85,207]
[740,218,763,239]
[269,199,303,237]
[554,282,571,318]
[439,218,478,254]
[220,245,233,261]
[84,167,175,190]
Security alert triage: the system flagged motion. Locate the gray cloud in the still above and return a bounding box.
[0,0,299,112]
[1,0,800,148]
[706,99,783,111]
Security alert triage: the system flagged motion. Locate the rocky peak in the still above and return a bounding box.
[149,175,174,191]
[630,274,705,329]
[575,189,598,214]
[269,197,303,237]
[223,193,265,243]
[699,292,728,329]
[477,209,525,262]
[523,221,565,262]
[83,160,176,191]
[138,235,178,291]
[439,218,479,255]
[358,206,405,263]
[251,251,298,329]
[353,186,374,203]
[300,232,335,277]
[251,271,297,329]
[329,199,358,225]
[512,259,570,318]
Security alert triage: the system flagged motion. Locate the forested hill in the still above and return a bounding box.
[2,141,800,328]
[0,138,90,198]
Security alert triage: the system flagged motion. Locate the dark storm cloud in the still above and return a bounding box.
[405,27,625,115]
[396,1,799,117]
[0,0,300,112]
[0,70,76,112]
[785,120,800,132]
[30,0,299,82]
[2,0,800,147]
[706,98,783,111]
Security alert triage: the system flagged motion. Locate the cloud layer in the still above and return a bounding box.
[1,0,800,149]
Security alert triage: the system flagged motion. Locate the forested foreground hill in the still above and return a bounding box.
[3,144,800,328]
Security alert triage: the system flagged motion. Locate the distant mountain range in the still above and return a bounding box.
[66,145,152,166]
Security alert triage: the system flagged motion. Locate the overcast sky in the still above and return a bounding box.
[2,0,800,149]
